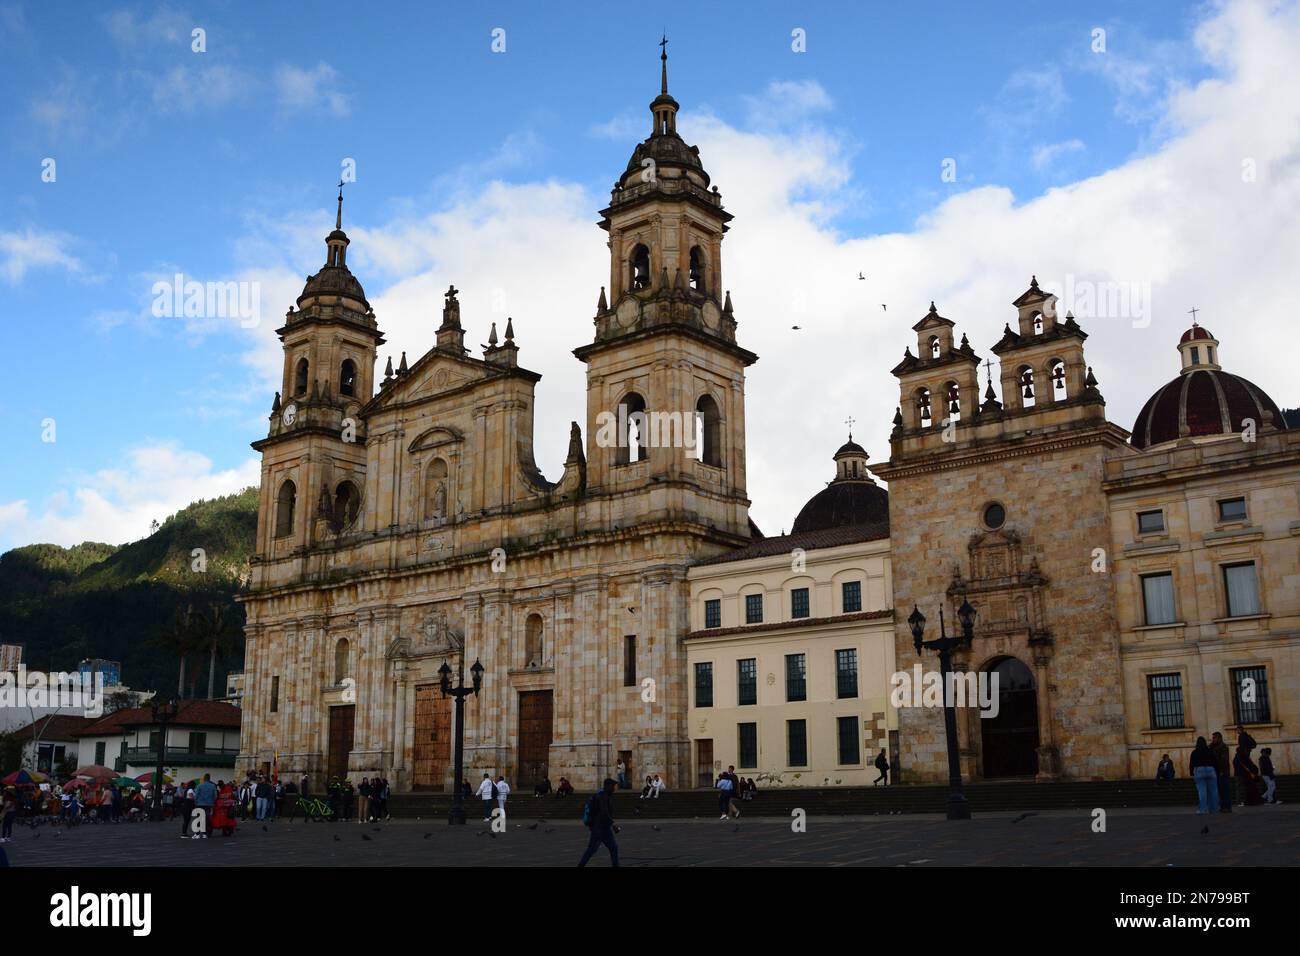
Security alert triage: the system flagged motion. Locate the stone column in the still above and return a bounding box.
[1032,648,1061,779]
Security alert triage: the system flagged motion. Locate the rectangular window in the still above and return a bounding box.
[738,723,758,769]
[737,658,757,706]
[704,598,721,629]
[1190,346,1200,364]
[787,719,808,767]
[1223,562,1260,617]
[270,675,280,713]
[1147,673,1184,729]
[149,730,162,752]
[623,635,637,687]
[745,593,764,624]
[1231,666,1271,724]
[694,662,713,708]
[1137,510,1165,534]
[791,588,810,619]
[94,741,106,765]
[837,716,860,765]
[1218,497,1247,522]
[785,653,807,702]
[842,581,862,613]
[188,731,206,754]
[836,649,859,699]
[1141,572,1177,626]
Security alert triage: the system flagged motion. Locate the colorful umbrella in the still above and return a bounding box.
[74,764,115,782]
[63,778,92,792]
[134,771,173,785]
[110,776,141,789]
[1,769,46,786]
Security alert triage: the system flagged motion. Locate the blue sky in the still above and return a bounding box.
[2,0,1297,547]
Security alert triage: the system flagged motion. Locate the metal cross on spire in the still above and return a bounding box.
[1188,306,1200,325]
[845,414,856,439]
[335,179,345,230]
[659,34,669,94]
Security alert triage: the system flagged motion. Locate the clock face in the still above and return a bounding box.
[281,403,298,426]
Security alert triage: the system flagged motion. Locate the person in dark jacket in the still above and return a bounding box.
[1189,737,1219,814]
[1233,748,1264,806]
[578,778,620,867]
[1259,748,1281,804]
[1210,732,1232,813]
[1155,754,1176,784]
[874,749,891,786]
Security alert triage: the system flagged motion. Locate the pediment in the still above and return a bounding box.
[409,425,464,453]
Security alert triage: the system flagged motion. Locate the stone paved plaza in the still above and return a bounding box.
[4,804,1296,867]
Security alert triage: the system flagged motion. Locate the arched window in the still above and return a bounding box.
[616,392,648,464]
[1048,359,1067,401]
[915,387,933,428]
[695,394,722,467]
[689,246,706,293]
[340,359,356,397]
[630,245,651,291]
[929,335,941,359]
[1018,366,1036,408]
[334,638,351,684]
[275,480,296,537]
[945,381,961,423]
[333,480,360,528]
[1032,312,1044,335]
[423,459,449,521]
[294,358,309,396]
[525,614,544,668]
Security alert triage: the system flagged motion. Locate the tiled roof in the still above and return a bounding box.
[687,608,894,640]
[75,700,242,736]
[9,714,98,741]
[693,520,889,567]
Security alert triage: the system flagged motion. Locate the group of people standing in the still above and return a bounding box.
[475,773,511,820]
[715,766,754,818]
[1185,729,1281,814]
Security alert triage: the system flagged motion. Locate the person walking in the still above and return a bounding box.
[1189,737,1220,814]
[255,776,272,821]
[1210,732,1232,813]
[1259,748,1281,804]
[495,775,511,818]
[476,773,496,821]
[1,788,17,842]
[577,778,620,867]
[716,771,736,819]
[193,774,218,837]
[873,748,891,786]
[177,782,194,837]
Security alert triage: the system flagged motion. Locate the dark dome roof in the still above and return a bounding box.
[623,132,709,185]
[1130,368,1287,449]
[792,480,890,534]
[835,439,867,457]
[1180,324,1215,343]
[298,263,368,308]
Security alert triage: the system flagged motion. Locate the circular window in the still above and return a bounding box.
[982,502,1006,530]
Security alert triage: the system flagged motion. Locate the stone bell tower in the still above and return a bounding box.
[573,42,757,540]
[251,186,383,567]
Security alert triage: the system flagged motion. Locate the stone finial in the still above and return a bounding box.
[598,286,608,312]
[673,267,686,291]
[398,351,408,374]
[384,356,394,381]
[505,317,515,342]
[488,322,498,347]
[723,290,733,314]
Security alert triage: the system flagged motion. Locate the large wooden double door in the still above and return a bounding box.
[327,705,355,782]
[413,684,453,790]
[516,691,554,787]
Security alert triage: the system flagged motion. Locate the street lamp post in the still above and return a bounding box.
[149,698,180,821]
[908,598,977,821]
[438,655,484,825]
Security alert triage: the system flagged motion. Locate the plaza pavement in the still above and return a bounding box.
[4,804,1297,867]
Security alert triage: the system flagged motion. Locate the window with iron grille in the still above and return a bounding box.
[842,581,862,613]
[787,719,808,767]
[1147,673,1184,729]
[738,723,758,768]
[791,588,810,619]
[836,649,858,699]
[737,658,757,705]
[745,593,764,624]
[837,716,860,765]
[785,653,807,702]
[1231,666,1271,724]
[694,662,713,708]
[704,598,721,629]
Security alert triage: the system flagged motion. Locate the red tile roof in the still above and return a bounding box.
[8,714,98,741]
[74,700,242,736]
[693,521,890,567]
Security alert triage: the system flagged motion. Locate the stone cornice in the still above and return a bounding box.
[686,608,893,642]
[876,423,1130,481]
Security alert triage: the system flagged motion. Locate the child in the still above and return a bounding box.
[1259,748,1281,804]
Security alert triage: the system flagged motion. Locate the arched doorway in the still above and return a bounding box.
[980,657,1039,777]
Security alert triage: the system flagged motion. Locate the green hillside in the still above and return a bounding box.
[0,487,259,698]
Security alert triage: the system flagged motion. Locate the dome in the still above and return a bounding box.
[1130,368,1287,449]
[1180,323,1215,344]
[835,438,867,457]
[791,481,890,534]
[298,262,369,308]
[622,132,709,186]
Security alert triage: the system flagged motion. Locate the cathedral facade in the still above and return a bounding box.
[237,54,758,792]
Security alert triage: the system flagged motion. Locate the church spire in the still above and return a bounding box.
[660,34,669,95]
[650,37,679,136]
[335,180,344,230]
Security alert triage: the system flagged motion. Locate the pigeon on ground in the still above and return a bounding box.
[476,830,488,837]
[361,834,372,841]
[651,825,662,832]
[1201,826,1210,836]
[423,833,432,839]
[544,827,555,834]
[527,823,539,830]
[1010,812,1037,824]
[333,834,340,842]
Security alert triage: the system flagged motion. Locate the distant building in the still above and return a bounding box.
[75,700,242,782]
[77,658,122,689]
[9,714,98,774]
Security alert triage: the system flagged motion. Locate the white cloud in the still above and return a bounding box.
[0,442,260,550]
[742,79,834,127]
[274,61,351,116]
[148,63,250,112]
[219,0,1300,537]
[0,229,82,283]
[1031,138,1086,171]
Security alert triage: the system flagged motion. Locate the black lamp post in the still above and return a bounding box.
[149,698,180,821]
[908,598,977,821]
[438,655,484,825]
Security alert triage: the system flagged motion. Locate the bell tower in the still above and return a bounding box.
[573,42,757,539]
[252,186,383,564]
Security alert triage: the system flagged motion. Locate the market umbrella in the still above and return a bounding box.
[110,776,141,789]
[134,771,173,785]
[2,769,46,786]
[63,778,92,792]
[74,764,115,782]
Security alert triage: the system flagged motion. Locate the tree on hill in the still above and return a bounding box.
[194,601,244,699]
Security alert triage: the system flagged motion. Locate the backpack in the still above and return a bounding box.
[490,781,499,799]
[582,792,598,827]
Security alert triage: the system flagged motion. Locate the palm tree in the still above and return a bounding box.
[153,604,199,698]
[194,602,243,699]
